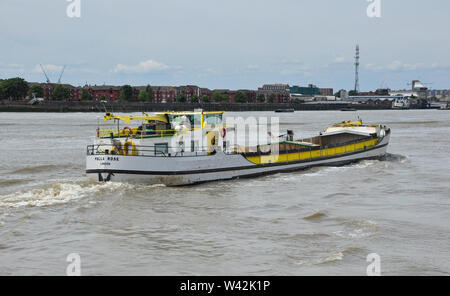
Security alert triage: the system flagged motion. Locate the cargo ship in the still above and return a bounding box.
[86,111,390,185]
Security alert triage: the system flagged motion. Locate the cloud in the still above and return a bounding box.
[112,59,170,74]
[246,64,259,70]
[387,61,421,71]
[0,63,26,76]
[280,68,311,76]
[365,61,425,71]
[332,56,346,63]
[281,59,309,67]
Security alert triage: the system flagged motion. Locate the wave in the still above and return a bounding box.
[319,252,344,264]
[386,121,439,125]
[302,163,371,177]
[279,122,306,126]
[0,181,165,209]
[303,211,326,220]
[0,179,31,186]
[11,164,61,174]
[291,233,330,239]
[333,220,378,239]
[346,220,378,228]
[318,247,362,265]
[322,192,348,199]
[382,153,408,163]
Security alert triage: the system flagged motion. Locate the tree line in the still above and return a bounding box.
[0,77,73,101]
[0,77,284,103]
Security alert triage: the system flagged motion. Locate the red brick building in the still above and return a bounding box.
[32,83,81,101]
[257,84,291,103]
[318,88,334,96]
[149,86,176,103]
[85,85,121,101]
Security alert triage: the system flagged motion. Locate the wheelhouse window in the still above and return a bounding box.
[204,114,223,127]
[169,115,193,129]
[155,143,168,155]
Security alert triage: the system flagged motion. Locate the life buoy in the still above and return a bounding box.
[221,127,226,138]
[123,141,137,156]
[123,126,133,137]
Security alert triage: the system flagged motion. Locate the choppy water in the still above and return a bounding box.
[0,111,449,275]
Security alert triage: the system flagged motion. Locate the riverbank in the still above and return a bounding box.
[0,101,394,112]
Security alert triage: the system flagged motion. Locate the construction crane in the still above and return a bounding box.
[39,64,51,83]
[57,65,66,84]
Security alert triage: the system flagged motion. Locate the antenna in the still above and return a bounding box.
[57,65,66,84]
[39,64,51,83]
[354,45,360,93]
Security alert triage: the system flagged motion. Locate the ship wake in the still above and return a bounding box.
[0,180,165,209]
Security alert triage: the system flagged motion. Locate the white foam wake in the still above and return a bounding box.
[0,181,163,209]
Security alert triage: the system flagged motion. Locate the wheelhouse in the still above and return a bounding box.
[97,111,224,139]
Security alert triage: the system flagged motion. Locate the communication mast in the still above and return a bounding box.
[354,44,360,93]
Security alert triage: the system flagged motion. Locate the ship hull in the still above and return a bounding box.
[86,133,390,186]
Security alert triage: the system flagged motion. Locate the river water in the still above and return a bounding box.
[0,110,449,275]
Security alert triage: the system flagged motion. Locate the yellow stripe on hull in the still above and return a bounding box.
[245,139,378,165]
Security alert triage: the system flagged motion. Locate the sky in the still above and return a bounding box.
[1,0,449,91]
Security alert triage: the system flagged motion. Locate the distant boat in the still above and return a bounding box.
[439,102,450,110]
[275,109,295,113]
[340,108,357,111]
[392,97,411,109]
[28,98,45,105]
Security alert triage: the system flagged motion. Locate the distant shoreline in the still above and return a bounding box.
[0,101,398,113]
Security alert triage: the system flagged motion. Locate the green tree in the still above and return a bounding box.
[212,92,226,102]
[53,85,70,100]
[29,84,45,98]
[81,89,93,101]
[0,77,29,101]
[99,94,107,101]
[177,93,187,102]
[268,94,275,103]
[191,94,199,103]
[138,90,150,101]
[234,92,247,103]
[348,90,358,96]
[120,85,133,101]
[257,93,266,103]
[145,85,154,102]
[202,95,210,103]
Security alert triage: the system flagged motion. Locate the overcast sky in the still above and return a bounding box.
[1,0,449,91]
